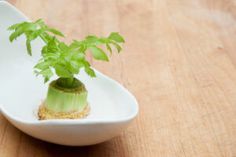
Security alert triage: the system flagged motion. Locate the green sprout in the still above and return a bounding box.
[8,19,125,120]
[8,19,124,86]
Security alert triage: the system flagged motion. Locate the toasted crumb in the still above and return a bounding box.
[38,103,90,120]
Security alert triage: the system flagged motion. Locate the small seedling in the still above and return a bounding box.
[8,19,125,120]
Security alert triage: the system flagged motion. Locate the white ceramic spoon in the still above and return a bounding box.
[0,1,138,146]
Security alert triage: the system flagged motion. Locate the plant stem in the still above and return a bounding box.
[39,34,48,44]
[44,78,88,113]
[56,77,80,89]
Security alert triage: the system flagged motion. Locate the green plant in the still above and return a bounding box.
[8,19,125,119]
[8,19,124,86]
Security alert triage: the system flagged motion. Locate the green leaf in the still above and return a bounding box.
[108,32,125,43]
[28,29,45,41]
[99,37,109,44]
[23,23,37,31]
[69,40,81,48]
[8,19,125,82]
[41,32,52,43]
[34,61,49,70]
[8,23,21,30]
[44,77,50,83]
[85,35,102,45]
[35,19,44,24]
[39,68,53,76]
[69,40,88,53]
[86,35,98,41]
[42,53,59,61]
[106,43,112,54]
[69,61,83,74]
[71,51,85,60]
[9,29,24,42]
[110,41,122,53]
[39,68,53,83]
[79,44,87,53]
[58,42,69,52]
[46,37,59,53]
[9,22,37,42]
[26,39,32,56]
[35,19,45,28]
[41,45,48,54]
[47,28,64,37]
[90,46,109,61]
[55,64,72,78]
[85,67,96,77]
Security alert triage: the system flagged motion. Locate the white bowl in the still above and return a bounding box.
[0,1,138,146]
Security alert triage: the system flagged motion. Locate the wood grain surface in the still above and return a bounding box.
[1,0,236,156]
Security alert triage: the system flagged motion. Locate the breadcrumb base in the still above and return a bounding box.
[38,104,90,120]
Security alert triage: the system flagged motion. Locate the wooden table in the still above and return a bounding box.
[1,0,236,156]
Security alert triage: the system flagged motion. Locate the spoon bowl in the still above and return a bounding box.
[0,1,138,146]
